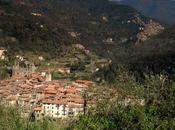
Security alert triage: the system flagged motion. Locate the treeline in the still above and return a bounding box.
[0,60,9,80]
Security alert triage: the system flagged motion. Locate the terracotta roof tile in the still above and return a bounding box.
[33,107,43,111]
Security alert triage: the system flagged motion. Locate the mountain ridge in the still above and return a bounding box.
[113,0,175,25]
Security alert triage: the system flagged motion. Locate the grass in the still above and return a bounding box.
[0,105,70,130]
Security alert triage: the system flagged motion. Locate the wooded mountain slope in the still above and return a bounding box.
[0,0,149,60]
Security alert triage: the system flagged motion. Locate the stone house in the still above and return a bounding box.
[57,68,71,74]
[12,61,36,77]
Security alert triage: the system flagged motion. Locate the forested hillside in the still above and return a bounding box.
[96,25,175,81]
[0,0,150,60]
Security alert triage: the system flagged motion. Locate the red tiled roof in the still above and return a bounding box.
[67,98,75,102]
[69,94,82,99]
[57,87,65,93]
[66,96,84,104]
[66,87,77,94]
[45,85,56,91]
[74,99,84,104]
[36,87,45,93]
[34,107,43,111]
[42,99,67,105]
[75,80,94,85]
[61,95,68,98]
[55,100,67,105]
[68,103,83,108]
[45,90,57,94]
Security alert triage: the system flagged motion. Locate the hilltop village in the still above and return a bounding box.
[0,72,95,119]
[0,46,98,120]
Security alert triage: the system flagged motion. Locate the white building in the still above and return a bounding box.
[0,48,7,60]
[42,100,68,118]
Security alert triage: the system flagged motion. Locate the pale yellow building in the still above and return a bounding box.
[0,48,7,60]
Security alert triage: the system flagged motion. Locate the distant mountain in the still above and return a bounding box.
[113,0,175,25]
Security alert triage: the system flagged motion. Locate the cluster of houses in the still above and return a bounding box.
[33,80,94,119]
[0,73,45,101]
[0,72,95,119]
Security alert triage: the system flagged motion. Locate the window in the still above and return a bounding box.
[62,113,66,116]
[68,108,74,116]
[68,111,74,116]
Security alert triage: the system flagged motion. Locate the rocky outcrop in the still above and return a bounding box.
[136,20,164,43]
[73,44,90,54]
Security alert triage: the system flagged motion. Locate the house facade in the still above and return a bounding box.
[0,48,7,60]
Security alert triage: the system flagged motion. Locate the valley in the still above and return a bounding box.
[0,0,175,130]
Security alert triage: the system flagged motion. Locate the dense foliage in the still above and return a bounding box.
[0,105,70,130]
[0,60,9,79]
[68,72,175,130]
